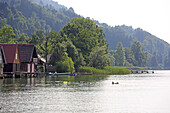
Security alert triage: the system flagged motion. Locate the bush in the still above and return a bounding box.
[56,55,75,73]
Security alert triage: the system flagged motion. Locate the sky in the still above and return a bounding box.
[54,0,170,44]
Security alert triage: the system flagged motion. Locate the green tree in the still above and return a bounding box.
[63,40,78,64]
[0,17,7,29]
[60,17,106,61]
[88,46,111,69]
[16,33,32,44]
[115,42,125,66]
[150,52,158,68]
[131,40,148,67]
[56,55,75,73]
[124,47,137,66]
[49,43,67,66]
[0,25,16,43]
[109,51,115,66]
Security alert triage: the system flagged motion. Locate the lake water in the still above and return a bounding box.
[0,70,170,113]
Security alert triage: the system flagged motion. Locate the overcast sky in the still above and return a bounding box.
[54,0,170,44]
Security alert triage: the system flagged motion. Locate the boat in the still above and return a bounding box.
[49,72,77,77]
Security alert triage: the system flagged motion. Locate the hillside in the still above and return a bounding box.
[97,23,170,68]
[0,0,170,69]
[0,0,79,36]
[30,0,68,11]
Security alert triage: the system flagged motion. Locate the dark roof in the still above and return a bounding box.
[0,44,38,63]
[0,44,17,63]
[18,44,38,63]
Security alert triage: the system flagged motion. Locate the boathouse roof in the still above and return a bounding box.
[0,44,38,63]
[0,44,18,63]
[18,44,38,63]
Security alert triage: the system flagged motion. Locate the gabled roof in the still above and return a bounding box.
[0,44,17,63]
[18,44,38,63]
[0,44,38,63]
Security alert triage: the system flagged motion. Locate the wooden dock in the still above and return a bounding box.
[131,70,154,74]
[0,72,41,79]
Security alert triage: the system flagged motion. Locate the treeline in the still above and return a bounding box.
[98,24,170,69]
[0,17,111,72]
[110,41,148,67]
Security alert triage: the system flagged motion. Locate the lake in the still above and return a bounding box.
[0,70,170,113]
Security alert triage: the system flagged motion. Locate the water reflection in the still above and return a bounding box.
[0,75,109,93]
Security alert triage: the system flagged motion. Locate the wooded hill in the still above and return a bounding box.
[0,0,170,69]
[97,23,170,69]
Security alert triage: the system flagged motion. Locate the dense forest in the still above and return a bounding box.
[0,0,170,70]
[96,23,170,69]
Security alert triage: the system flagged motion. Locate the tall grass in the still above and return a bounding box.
[104,66,131,74]
[78,66,131,75]
[125,66,149,70]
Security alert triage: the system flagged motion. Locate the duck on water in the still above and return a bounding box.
[112,82,119,85]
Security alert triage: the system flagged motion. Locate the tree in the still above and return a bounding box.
[0,17,7,29]
[124,47,137,66]
[56,55,75,73]
[0,25,16,43]
[16,33,32,44]
[88,46,111,69]
[60,17,106,62]
[131,40,148,67]
[115,42,125,66]
[31,30,44,45]
[63,40,78,64]
[62,40,86,70]
[109,50,115,66]
[150,52,158,68]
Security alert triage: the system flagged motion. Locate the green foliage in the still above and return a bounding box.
[124,47,137,66]
[88,46,111,69]
[78,66,108,74]
[104,66,131,74]
[0,0,79,36]
[131,40,148,67]
[60,17,106,61]
[0,25,16,43]
[115,42,125,66]
[49,42,67,66]
[56,55,75,73]
[98,23,170,69]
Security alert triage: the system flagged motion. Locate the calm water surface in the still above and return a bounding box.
[0,70,170,113]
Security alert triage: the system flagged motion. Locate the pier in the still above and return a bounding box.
[0,72,43,79]
[131,70,154,74]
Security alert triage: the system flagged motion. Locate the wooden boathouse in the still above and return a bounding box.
[0,44,38,78]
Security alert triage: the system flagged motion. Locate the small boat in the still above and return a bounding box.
[49,72,77,77]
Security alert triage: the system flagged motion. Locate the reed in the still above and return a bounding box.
[78,66,131,75]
